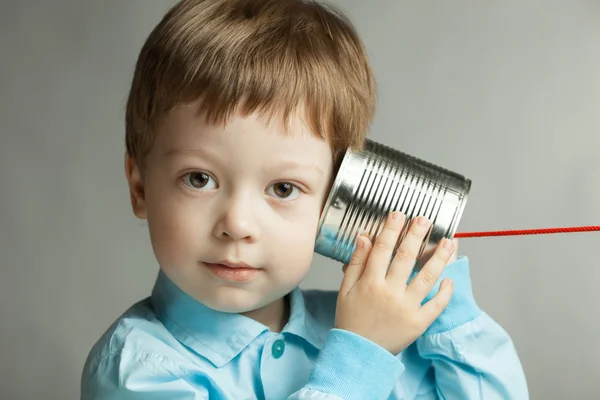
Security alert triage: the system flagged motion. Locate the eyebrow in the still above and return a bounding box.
[163,148,221,164]
[274,161,325,177]
[164,149,209,158]
[164,149,324,177]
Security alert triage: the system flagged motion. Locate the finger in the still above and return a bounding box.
[449,238,459,263]
[452,238,459,249]
[385,216,431,284]
[361,212,406,282]
[406,238,455,300]
[339,235,372,295]
[419,278,454,324]
[415,237,459,269]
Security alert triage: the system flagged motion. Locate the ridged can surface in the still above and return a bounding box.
[314,139,471,265]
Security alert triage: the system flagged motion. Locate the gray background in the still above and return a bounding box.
[1,1,599,399]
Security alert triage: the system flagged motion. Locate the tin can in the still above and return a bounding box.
[314,139,471,265]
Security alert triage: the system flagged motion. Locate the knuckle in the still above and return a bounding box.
[433,298,448,314]
[420,269,437,285]
[394,250,416,263]
[349,245,368,265]
[347,260,362,270]
[349,253,363,265]
[433,298,445,312]
[373,241,392,253]
[407,226,426,239]
[383,224,402,237]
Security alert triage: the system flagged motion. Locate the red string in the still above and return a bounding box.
[454,226,600,238]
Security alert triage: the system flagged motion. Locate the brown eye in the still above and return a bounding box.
[267,182,300,200]
[183,172,216,190]
[274,183,293,198]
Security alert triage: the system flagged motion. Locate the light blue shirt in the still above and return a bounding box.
[81,257,528,399]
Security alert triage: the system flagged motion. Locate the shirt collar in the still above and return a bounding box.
[150,270,328,368]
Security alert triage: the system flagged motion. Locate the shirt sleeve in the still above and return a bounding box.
[288,329,405,400]
[414,256,529,400]
[81,329,405,400]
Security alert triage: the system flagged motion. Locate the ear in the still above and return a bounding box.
[125,153,147,219]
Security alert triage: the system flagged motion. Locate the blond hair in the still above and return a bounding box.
[125,0,376,166]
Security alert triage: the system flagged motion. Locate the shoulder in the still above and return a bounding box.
[81,298,199,396]
[83,298,177,360]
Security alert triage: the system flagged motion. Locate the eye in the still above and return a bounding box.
[182,172,217,190]
[266,182,301,201]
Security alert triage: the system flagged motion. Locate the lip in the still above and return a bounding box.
[202,260,261,282]
[216,260,256,269]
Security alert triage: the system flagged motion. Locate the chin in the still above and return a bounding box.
[200,287,271,314]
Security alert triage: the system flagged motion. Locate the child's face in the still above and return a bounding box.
[127,102,334,315]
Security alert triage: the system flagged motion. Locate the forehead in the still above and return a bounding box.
[153,102,333,167]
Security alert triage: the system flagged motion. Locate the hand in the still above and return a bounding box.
[335,212,455,355]
[342,238,459,273]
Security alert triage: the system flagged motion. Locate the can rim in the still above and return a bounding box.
[446,179,472,239]
[315,145,357,242]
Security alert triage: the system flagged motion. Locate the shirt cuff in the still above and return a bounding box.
[414,256,482,335]
[305,329,404,400]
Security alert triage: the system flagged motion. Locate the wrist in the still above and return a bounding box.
[305,329,404,399]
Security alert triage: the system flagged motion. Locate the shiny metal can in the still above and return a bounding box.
[314,139,471,265]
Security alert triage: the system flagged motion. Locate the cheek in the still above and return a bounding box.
[270,205,321,266]
[145,186,202,266]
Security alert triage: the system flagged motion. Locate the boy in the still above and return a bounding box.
[81,0,528,398]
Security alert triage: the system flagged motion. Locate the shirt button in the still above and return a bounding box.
[271,339,285,359]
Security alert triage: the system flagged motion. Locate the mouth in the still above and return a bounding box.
[202,260,262,282]
[215,260,257,269]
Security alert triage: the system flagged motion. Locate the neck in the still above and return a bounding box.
[241,295,290,332]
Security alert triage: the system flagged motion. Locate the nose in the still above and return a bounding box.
[212,192,260,242]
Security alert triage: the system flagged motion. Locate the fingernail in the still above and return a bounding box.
[356,237,364,249]
[392,211,400,220]
[443,239,454,252]
[417,216,429,226]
